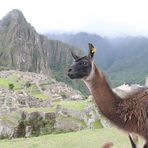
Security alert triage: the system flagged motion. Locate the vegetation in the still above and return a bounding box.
[0,73,49,99]
[0,77,22,90]
[0,128,145,148]
[9,83,14,90]
[92,120,103,129]
[60,100,85,111]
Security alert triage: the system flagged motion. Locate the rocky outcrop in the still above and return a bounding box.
[0,111,56,139]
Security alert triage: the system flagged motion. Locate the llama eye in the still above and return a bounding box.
[83,61,88,65]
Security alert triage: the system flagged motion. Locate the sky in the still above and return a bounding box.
[0,0,148,37]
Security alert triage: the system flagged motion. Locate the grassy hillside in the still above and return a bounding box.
[0,128,145,148]
[107,44,148,86]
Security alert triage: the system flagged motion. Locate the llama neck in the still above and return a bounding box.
[83,64,121,122]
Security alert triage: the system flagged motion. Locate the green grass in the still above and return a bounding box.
[28,84,49,99]
[60,100,85,111]
[29,84,40,94]
[0,74,23,90]
[92,120,103,129]
[0,128,145,148]
[0,78,11,87]
[0,74,49,99]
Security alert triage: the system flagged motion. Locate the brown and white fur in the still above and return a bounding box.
[68,43,148,148]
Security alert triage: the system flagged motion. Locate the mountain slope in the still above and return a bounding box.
[107,37,148,86]
[0,9,87,94]
[47,32,113,69]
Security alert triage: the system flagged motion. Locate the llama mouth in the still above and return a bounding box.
[68,72,82,79]
[68,73,75,79]
[68,73,83,79]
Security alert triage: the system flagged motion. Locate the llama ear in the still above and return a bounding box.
[88,43,96,59]
[71,51,79,61]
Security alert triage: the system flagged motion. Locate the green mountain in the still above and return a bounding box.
[47,33,148,87]
[107,37,148,86]
[0,9,87,95]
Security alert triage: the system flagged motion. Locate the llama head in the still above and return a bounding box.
[68,43,96,79]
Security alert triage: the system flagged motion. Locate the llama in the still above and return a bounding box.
[68,43,148,148]
[129,133,139,148]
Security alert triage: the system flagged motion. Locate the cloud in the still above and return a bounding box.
[0,0,148,36]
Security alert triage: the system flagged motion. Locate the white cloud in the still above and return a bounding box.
[0,0,148,36]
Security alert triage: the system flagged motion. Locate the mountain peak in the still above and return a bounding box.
[0,9,26,27]
[5,9,24,18]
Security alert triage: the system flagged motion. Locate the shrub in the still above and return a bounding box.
[9,83,14,90]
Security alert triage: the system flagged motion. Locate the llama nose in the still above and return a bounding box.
[68,68,74,79]
[68,68,72,72]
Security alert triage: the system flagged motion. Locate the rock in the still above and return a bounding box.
[25,126,33,137]
[0,111,56,139]
[0,122,14,139]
